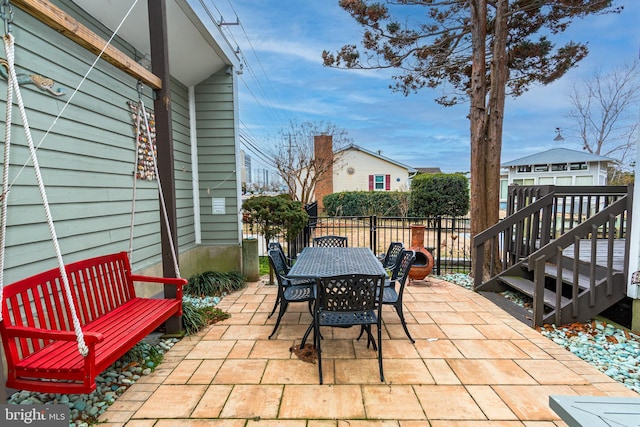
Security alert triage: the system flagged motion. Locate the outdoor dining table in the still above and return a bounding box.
[286,247,388,347]
[287,247,388,279]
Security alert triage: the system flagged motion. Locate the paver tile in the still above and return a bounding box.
[448,359,537,385]
[212,359,267,384]
[453,339,530,359]
[219,384,283,418]
[413,385,486,419]
[279,385,365,419]
[363,385,426,419]
[133,384,207,418]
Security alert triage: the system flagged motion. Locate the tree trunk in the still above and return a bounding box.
[469,0,508,280]
[469,0,489,278]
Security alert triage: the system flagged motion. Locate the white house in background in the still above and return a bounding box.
[333,144,418,193]
[499,148,614,202]
[312,136,417,211]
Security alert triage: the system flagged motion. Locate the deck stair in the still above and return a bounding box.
[473,185,632,328]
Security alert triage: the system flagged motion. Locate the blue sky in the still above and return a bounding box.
[212,1,640,174]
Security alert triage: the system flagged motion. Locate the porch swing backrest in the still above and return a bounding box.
[0,251,187,394]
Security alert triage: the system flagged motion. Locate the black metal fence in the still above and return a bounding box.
[243,214,472,275]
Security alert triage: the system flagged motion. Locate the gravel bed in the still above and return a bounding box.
[440,273,640,394]
[5,295,220,426]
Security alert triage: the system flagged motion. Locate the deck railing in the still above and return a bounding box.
[474,185,631,284]
[473,184,633,326]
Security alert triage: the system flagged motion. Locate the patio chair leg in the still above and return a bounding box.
[316,324,323,384]
[268,295,281,318]
[268,300,288,339]
[395,306,415,343]
[378,324,384,382]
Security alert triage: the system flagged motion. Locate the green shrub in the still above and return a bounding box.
[409,173,469,217]
[185,271,246,297]
[182,301,231,335]
[242,194,308,248]
[182,300,208,335]
[323,191,409,216]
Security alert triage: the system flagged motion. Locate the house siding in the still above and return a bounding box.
[0,3,229,283]
[194,70,240,246]
[333,150,411,193]
[170,78,197,254]
[0,6,152,281]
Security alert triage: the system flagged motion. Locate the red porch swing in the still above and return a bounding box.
[0,6,186,394]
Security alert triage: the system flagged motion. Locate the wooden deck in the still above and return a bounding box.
[560,239,626,272]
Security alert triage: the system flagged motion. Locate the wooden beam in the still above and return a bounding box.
[11,0,162,89]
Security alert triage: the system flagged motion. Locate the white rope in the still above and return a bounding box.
[138,97,181,277]
[0,32,13,322]
[3,34,88,356]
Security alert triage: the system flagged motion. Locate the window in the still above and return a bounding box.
[369,174,390,191]
[517,165,532,173]
[374,175,385,190]
[570,162,588,171]
[512,178,535,186]
[556,176,572,186]
[551,163,568,171]
[534,164,549,172]
[538,177,554,185]
[575,176,593,185]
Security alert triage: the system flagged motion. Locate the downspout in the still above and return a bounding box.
[627,108,640,300]
[189,86,201,244]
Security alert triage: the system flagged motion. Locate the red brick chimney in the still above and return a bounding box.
[314,134,333,212]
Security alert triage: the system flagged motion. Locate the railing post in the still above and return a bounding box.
[472,240,484,290]
[533,255,546,327]
[436,216,442,275]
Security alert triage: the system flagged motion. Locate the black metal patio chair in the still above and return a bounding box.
[268,241,294,267]
[314,273,385,384]
[382,249,417,343]
[313,235,348,247]
[379,241,404,270]
[359,249,416,343]
[267,250,315,339]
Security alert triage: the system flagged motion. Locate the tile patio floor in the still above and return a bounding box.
[98,277,638,426]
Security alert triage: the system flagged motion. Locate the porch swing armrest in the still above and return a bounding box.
[4,326,104,344]
[130,274,187,300]
[129,274,188,287]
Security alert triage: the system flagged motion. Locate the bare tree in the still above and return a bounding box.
[566,60,640,180]
[271,120,352,205]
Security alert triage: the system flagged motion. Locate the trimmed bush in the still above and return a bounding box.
[409,173,470,217]
[323,191,409,216]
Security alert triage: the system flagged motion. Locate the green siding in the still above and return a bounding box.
[0,2,239,284]
[195,71,240,245]
[170,79,197,253]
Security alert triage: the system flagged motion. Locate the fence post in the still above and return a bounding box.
[370,215,377,253]
[436,216,442,275]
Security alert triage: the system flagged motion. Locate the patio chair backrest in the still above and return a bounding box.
[381,242,404,270]
[395,249,416,289]
[316,273,383,314]
[313,235,348,248]
[268,241,290,269]
[268,249,290,283]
